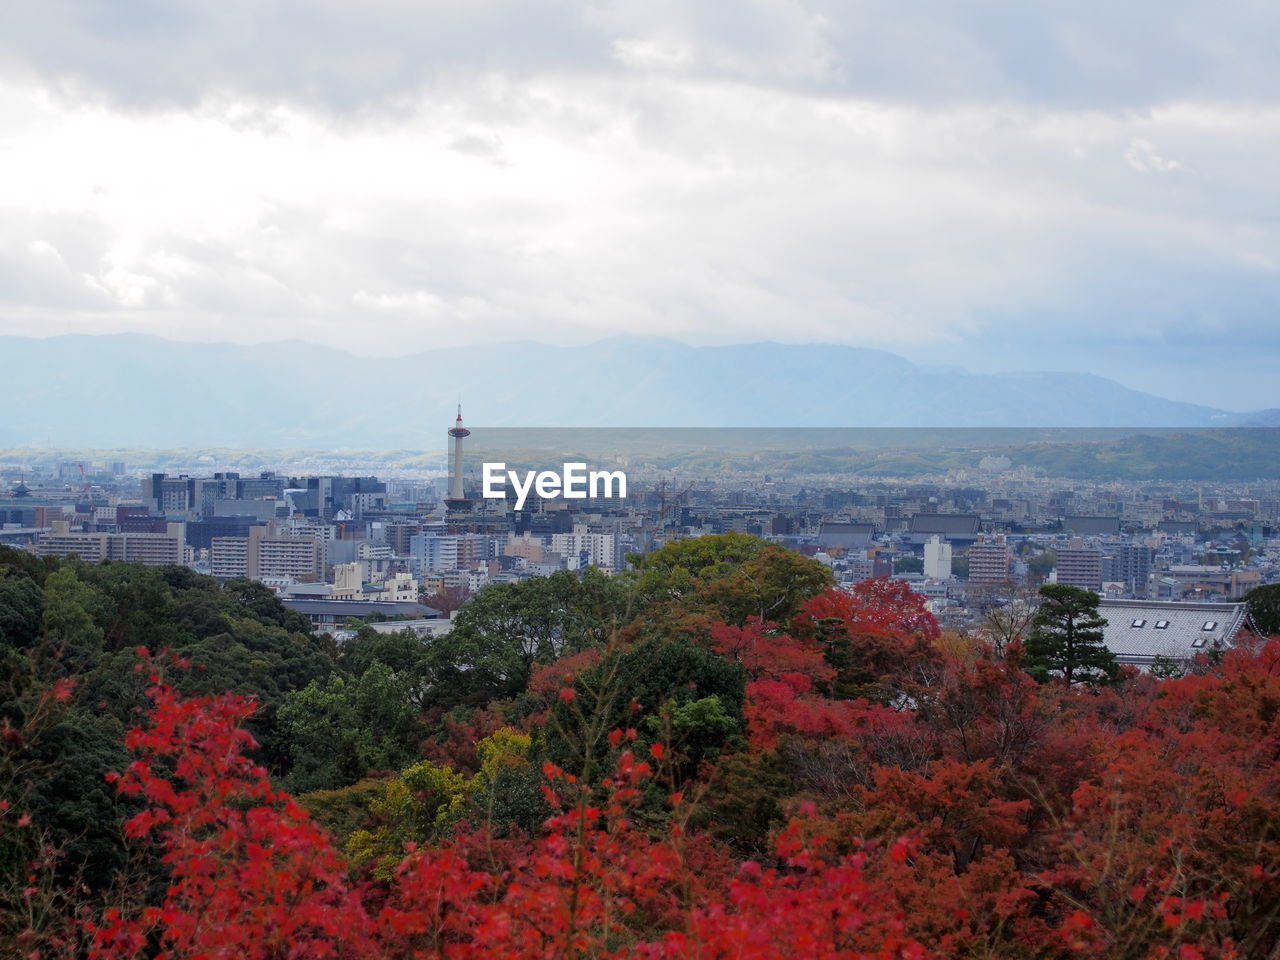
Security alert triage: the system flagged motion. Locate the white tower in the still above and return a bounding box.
[445,404,472,512]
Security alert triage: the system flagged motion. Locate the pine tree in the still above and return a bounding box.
[1023,584,1117,687]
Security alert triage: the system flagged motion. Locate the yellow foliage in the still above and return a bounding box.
[476,726,532,782]
[932,630,984,666]
[345,759,475,878]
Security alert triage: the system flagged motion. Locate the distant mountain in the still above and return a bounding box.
[1226,408,1280,427]
[0,333,1247,448]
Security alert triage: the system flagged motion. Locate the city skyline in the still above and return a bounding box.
[5,8,1280,952]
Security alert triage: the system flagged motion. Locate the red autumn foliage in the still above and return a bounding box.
[791,581,942,698]
[420,707,507,774]
[528,648,606,701]
[709,617,834,686]
[83,667,374,960]
[1037,640,1280,958]
[57,637,1280,959]
[742,672,878,750]
[796,579,941,645]
[81,659,938,959]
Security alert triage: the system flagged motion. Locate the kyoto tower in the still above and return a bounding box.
[444,403,472,512]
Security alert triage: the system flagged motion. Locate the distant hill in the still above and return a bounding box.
[0,333,1246,447]
[1227,408,1280,427]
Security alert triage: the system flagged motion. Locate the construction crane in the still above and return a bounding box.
[73,462,95,529]
[656,478,694,540]
[77,462,93,508]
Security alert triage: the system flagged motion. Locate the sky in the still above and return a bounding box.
[0,1,1277,410]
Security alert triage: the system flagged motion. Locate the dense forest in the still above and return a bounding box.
[2,536,1278,958]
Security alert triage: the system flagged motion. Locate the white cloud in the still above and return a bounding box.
[0,3,1276,407]
[0,75,1275,362]
[612,38,697,72]
[1123,138,1184,174]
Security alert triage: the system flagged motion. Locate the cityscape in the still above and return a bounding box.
[3,411,1275,671]
[4,1,1280,956]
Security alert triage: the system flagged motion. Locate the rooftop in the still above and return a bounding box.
[1097,598,1247,666]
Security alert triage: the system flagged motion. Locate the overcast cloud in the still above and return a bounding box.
[0,1,1276,408]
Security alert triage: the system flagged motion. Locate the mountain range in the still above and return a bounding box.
[0,334,1255,448]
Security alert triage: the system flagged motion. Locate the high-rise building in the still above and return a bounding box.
[1102,542,1155,597]
[1055,539,1104,591]
[35,526,108,563]
[385,521,423,556]
[113,525,187,566]
[209,523,323,582]
[505,532,547,563]
[253,532,324,582]
[211,536,250,579]
[456,533,498,569]
[146,474,197,515]
[410,533,460,573]
[551,525,620,571]
[286,476,385,520]
[968,534,1012,584]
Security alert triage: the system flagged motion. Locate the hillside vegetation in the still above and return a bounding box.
[3,536,1278,958]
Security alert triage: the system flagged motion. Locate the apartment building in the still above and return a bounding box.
[36,520,186,566]
[967,534,1012,584]
[1055,539,1104,591]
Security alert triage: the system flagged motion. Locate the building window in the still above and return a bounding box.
[1130,618,1146,628]
[1201,621,1218,631]
[1154,620,1170,629]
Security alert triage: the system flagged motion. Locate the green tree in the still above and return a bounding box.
[340,626,435,707]
[38,566,106,676]
[645,694,740,776]
[277,664,425,792]
[1023,584,1117,687]
[1242,582,1280,637]
[425,568,629,708]
[694,750,794,856]
[628,532,831,626]
[1026,548,1057,581]
[21,709,135,888]
[541,633,745,780]
[345,759,475,877]
[0,574,43,648]
[83,562,181,653]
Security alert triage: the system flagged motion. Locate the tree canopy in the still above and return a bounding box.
[1242,581,1280,637]
[1022,584,1118,687]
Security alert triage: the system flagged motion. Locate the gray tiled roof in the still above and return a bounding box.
[908,514,980,535]
[281,599,440,618]
[817,522,875,548]
[1063,516,1121,535]
[1097,599,1246,666]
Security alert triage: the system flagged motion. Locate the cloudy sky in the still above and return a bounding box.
[0,1,1276,409]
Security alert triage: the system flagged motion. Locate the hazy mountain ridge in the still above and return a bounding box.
[0,333,1246,447]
